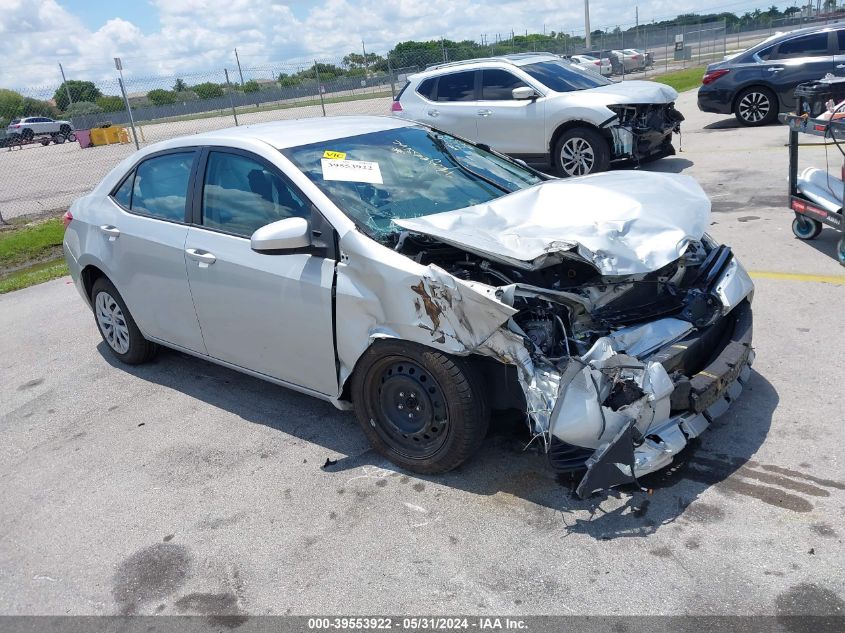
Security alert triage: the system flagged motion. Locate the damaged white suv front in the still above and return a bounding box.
[279,120,754,498]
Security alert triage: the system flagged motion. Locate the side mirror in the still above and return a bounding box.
[251,217,311,253]
[512,86,539,100]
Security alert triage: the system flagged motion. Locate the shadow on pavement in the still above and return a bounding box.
[637,157,695,173]
[98,343,780,539]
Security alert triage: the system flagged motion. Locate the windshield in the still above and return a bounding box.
[282,126,544,242]
[521,60,612,92]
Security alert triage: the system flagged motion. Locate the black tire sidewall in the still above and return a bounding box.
[792,216,822,240]
[351,341,488,474]
[734,87,778,126]
[554,127,611,177]
[91,278,155,365]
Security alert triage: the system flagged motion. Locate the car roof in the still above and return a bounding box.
[412,53,559,79]
[156,116,417,151]
[750,21,845,49]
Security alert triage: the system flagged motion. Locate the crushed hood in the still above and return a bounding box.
[577,80,678,105]
[394,171,711,276]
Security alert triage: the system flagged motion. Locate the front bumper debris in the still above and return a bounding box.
[608,103,684,162]
[559,300,754,498]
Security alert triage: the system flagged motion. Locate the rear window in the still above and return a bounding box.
[395,81,410,101]
[436,71,475,101]
[775,32,829,58]
[417,77,436,100]
[10,119,20,125]
[521,60,611,92]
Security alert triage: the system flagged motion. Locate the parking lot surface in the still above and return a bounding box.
[1,89,844,617]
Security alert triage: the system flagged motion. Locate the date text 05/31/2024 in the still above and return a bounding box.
[307,617,528,630]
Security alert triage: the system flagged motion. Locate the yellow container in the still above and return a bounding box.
[89,127,109,146]
[89,126,130,146]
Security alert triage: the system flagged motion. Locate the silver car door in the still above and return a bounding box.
[184,148,337,396]
[425,70,479,141]
[104,149,207,354]
[475,68,545,156]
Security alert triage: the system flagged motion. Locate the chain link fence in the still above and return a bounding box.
[2,13,841,221]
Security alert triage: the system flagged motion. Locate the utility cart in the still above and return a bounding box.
[784,113,845,266]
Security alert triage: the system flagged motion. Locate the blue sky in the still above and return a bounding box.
[0,0,809,89]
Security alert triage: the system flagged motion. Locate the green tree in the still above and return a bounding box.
[242,79,260,93]
[784,5,802,17]
[65,101,103,117]
[53,80,102,111]
[20,97,60,118]
[277,73,301,87]
[192,82,225,100]
[173,78,187,92]
[147,89,178,105]
[0,88,24,121]
[96,95,124,112]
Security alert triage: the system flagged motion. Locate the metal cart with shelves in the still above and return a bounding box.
[784,113,845,265]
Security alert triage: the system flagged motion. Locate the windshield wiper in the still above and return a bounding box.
[429,133,513,194]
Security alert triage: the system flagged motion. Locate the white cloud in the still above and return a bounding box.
[0,0,794,94]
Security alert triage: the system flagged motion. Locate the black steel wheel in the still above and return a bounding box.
[792,215,822,240]
[351,340,488,474]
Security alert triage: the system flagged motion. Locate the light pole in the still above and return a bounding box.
[585,0,592,49]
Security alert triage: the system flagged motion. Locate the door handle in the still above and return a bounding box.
[185,248,217,268]
[99,225,120,241]
[767,67,784,72]
[427,109,440,118]
[477,109,493,117]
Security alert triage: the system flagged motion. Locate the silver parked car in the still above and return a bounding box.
[63,117,755,497]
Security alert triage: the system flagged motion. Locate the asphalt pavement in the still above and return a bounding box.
[1,89,844,618]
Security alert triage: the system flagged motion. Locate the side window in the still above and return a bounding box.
[417,77,437,100]
[480,69,528,100]
[756,45,775,61]
[436,71,476,102]
[201,151,310,237]
[837,30,845,53]
[112,171,134,208]
[774,33,830,59]
[131,152,194,222]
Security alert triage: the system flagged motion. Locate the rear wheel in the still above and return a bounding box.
[59,124,71,135]
[553,127,611,177]
[91,278,157,365]
[792,215,822,240]
[734,86,778,126]
[21,128,34,141]
[351,340,488,474]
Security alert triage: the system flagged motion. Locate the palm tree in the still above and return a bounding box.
[173,78,187,92]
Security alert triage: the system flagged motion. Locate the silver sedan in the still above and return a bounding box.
[63,116,754,497]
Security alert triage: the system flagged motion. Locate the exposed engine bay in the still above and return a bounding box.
[607,102,685,162]
[395,230,754,498]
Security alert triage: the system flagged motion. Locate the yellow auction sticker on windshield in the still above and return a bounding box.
[321,158,382,184]
[323,150,347,160]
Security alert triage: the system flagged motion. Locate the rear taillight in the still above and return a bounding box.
[62,210,73,229]
[594,61,601,65]
[12,124,20,128]
[702,69,730,85]
[391,101,403,113]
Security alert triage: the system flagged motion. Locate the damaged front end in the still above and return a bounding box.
[388,172,754,498]
[606,103,684,163]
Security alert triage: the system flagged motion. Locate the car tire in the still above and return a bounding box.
[53,135,65,144]
[554,127,611,177]
[734,86,778,126]
[791,216,822,240]
[91,278,158,365]
[59,124,71,135]
[351,340,489,474]
[39,138,50,146]
[21,128,34,141]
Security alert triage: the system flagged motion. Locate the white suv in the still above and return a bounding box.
[392,53,683,176]
[6,116,73,141]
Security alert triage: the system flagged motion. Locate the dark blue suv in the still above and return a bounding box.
[698,24,845,125]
